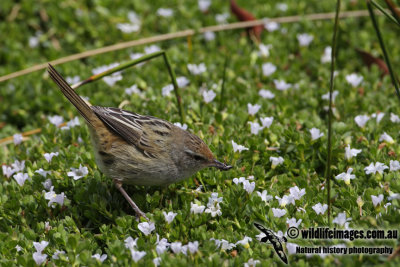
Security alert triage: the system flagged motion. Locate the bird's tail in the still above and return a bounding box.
[47,64,96,126]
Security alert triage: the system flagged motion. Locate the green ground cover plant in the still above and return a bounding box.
[1,0,399,266]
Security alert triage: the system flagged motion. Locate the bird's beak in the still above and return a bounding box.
[212,159,232,171]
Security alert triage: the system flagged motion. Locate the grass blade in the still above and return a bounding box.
[367,0,400,103]
[326,0,341,225]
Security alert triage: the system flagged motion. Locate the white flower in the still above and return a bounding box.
[371,112,385,123]
[264,21,280,32]
[203,90,216,103]
[371,194,384,207]
[388,193,400,201]
[233,177,247,185]
[390,160,400,171]
[312,203,328,215]
[247,103,261,115]
[33,241,49,254]
[44,152,59,163]
[162,84,174,96]
[66,76,80,84]
[204,31,216,41]
[174,122,188,130]
[260,117,273,128]
[364,162,388,175]
[138,221,155,236]
[286,243,298,255]
[125,84,141,96]
[129,52,145,67]
[144,45,161,54]
[52,250,66,259]
[215,13,229,24]
[13,134,23,145]
[157,8,173,17]
[187,63,207,75]
[231,140,249,153]
[67,164,89,180]
[275,195,295,207]
[2,165,15,178]
[15,245,22,252]
[153,257,161,266]
[130,249,146,262]
[249,122,264,135]
[12,160,25,172]
[214,239,236,250]
[205,204,222,217]
[270,156,284,168]
[259,89,275,99]
[384,202,391,212]
[333,212,351,227]
[379,132,394,143]
[33,252,47,265]
[13,173,29,186]
[92,63,123,86]
[190,202,205,214]
[117,12,141,33]
[335,168,356,185]
[236,236,252,247]
[276,3,288,11]
[42,179,52,190]
[156,236,170,255]
[354,115,370,127]
[198,0,211,12]
[289,186,306,200]
[170,242,183,254]
[297,33,314,47]
[44,186,65,207]
[346,73,363,87]
[286,218,302,228]
[207,192,223,205]
[188,241,199,254]
[48,115,64,127]
[273,79,291,91]
[242,180,255,194]
[390,113,400,123]
[321,90,339,102]
[258,44,272,58]
[29,36,40,48]
[176,76,190,88]
[310,128,324,140]
[92,254,107,263]
[124,236,138,250]
[61,116,81,130]
[205,193,223,216]
[321,46,332,63]
[257,190,273,202]
[117,23,140,33]
[163,211,177,224]
[345,145,361,160]
[261,63,277,77]
[272,208,287,218]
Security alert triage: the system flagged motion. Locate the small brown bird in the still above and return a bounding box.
[47,64,232,219]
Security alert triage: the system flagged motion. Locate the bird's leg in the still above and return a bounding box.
[113,179,149,220]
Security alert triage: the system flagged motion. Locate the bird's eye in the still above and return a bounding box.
[193,154,205,161]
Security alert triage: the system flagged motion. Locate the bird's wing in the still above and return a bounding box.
[91,106,173,157]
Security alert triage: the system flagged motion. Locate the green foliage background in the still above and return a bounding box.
[0,0,399,266]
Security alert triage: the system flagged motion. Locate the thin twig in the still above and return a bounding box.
[367,0,400,102]
[0,9,381,83]
[326,0,341,225]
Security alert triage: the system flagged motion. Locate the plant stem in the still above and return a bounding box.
[367,0,400,103]
[326,0,341,225]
